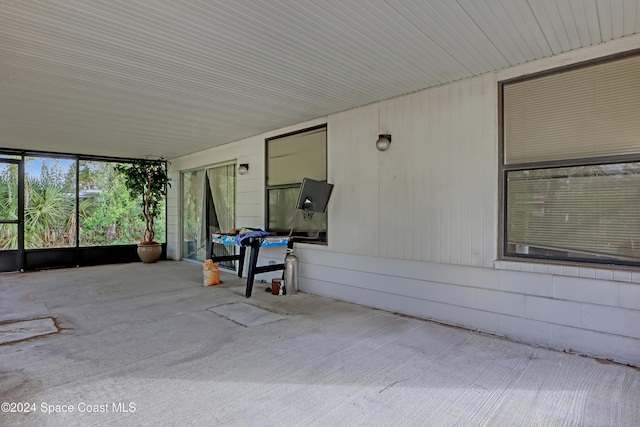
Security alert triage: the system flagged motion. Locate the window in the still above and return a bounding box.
[266,125,328,243]
[501,53,640,266]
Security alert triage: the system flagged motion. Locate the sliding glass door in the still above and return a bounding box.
[182,163,236,268]
[183,169,207,261]
[208,164,236,269]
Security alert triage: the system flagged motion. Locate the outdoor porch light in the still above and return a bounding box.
[376,134,392,151]
[238,163,249,175]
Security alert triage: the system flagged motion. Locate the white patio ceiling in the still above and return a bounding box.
[1,1,639,160]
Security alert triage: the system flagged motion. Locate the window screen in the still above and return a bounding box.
[267,127,326,186]
[265,126,328,242]
[504,54,640,164]
[502,53,640,266]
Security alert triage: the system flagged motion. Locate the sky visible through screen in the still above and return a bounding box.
[25,157,75,180]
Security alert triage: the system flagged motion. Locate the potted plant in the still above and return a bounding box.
[115,158,171,263]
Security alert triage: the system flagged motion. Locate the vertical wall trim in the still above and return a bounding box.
[17,158,25,272]
[75,157,80,265]
[497,80,506,261]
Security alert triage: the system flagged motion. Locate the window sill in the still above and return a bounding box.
[495,258,640,284]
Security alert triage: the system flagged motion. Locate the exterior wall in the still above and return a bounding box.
[166,136,264,260]
[167,35,640,366]
[166,118,327,264]
[327,74,497,267]
[297,249,640,366]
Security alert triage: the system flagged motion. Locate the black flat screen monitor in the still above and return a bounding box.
[296,178,334,213]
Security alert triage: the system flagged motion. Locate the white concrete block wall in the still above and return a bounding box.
[165,36,640,366]
[621,283,640,309]
[553,276,619,306]
[297,247,640,365]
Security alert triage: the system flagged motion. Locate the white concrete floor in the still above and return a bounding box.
[1,261,639,426]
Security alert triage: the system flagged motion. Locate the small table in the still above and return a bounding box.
[211,233,292,297]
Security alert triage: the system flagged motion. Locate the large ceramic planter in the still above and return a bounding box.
[137,242,162,263]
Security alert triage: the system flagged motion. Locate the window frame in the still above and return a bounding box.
[499,51,640,268]
[265,124,328,244]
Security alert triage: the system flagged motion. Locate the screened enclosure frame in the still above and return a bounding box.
[498,50,640,268]
[0,148,168,272]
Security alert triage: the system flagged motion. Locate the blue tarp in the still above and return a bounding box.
[235,230,270,246]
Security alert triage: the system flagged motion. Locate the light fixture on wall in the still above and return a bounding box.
[376,134,392,151]
[238,163,249,175]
